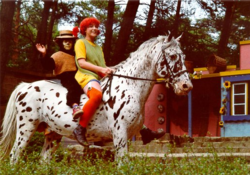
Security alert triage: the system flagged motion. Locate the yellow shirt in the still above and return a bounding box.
[74,39,106,88]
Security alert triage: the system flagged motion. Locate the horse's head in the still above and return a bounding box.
[154,34,193,95]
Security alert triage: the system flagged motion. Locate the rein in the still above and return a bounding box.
[108,73,165,82]
[102,44,188,96]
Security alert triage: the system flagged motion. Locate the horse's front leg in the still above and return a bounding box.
[112,126,129,162]
[40,132,62,162]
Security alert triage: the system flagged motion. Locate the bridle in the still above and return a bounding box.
[102,46,188,95]
[160,49,188,86]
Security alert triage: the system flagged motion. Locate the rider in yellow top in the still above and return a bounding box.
[72,17,114,146]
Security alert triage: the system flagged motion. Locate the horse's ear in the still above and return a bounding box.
[167,32,173,42]
[176,33,183,42]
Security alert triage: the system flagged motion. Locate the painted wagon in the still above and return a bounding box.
[144,40,250,138]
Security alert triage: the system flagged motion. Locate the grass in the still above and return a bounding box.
[0,150,249,175]
[0,133,250,174]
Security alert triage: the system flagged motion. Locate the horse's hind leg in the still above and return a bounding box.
[10,121,37,164]
[40,132,62,162]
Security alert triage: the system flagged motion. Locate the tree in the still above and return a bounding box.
[171,0,182,37]
[46,0,58,55]
[0,0,16,103]
[12,0,22,65]
[217,2,236,57]
[103,0,115,66]
[112,0,140,65]
[35,1,53,45]
[143,0,156,41]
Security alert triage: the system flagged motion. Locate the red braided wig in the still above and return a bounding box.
[72,17,100,37]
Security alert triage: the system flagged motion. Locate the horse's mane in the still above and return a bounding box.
[112,36,167,69]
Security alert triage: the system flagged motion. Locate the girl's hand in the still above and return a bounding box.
[99,67,115,77]
[36,43,46,57]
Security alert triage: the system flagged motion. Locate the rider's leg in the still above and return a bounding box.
[64,78,84,119]
[73,81,102,146]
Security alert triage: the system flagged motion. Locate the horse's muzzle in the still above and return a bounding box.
[173,80,193,96]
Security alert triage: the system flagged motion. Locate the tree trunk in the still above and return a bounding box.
[172,0,182,37]
[103,0,115,66]
[143,0,156,41]
[35,1,53,45]
[12,0,22,65]
[112,0,140,65]
[217,2,236,56]
[46,0,58,55]
[31,0,53,71]
[0,1,16,104]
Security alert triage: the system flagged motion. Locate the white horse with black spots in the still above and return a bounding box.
[0,34,193,164]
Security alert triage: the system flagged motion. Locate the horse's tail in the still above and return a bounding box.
[0,82,28,159]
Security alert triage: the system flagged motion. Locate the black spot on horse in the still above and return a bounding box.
[126,98,130,104]
[20,131,24,135]
[21,109,25,113]
[64,124,71,128]
[19,123,25,129]
[19,116,23,121]
[107,96,116,109]
[121,90,125,99]
[56,92,60,97]
[16,92,21,99]
[22,102,26,107]
[161,71,167,76]
[117,126,120,130]
[26,107,32,112]
[34,86,40,92]
[29,119,33,122]
[114,120,118,127]
[113,101,126,120]
[50,89,54,91]
[18,92,28,102]
[58,101,62,105]
[64,112,68,114]
[18,142,21,146]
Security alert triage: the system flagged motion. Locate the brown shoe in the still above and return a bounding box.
[73,125,89,147]
[73,106,83,119]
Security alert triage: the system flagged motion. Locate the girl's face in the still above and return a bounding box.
[62,39,73,50]
[85,23,99,38]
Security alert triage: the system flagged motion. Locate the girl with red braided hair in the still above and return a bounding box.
[72,17,114,146]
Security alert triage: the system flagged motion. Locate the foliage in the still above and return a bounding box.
[0,144,249,174]
[3,0,250,70]
[25,132,45,154]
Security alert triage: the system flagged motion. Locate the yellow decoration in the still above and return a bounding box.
[222,98,227,104]
[223,81,231,89]
[219,106,226,115]
[219,121,224,127]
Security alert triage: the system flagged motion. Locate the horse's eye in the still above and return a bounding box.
[170,55,177,60]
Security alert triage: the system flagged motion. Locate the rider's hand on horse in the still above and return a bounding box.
[36,43,46,57]
[99,67,115,78]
